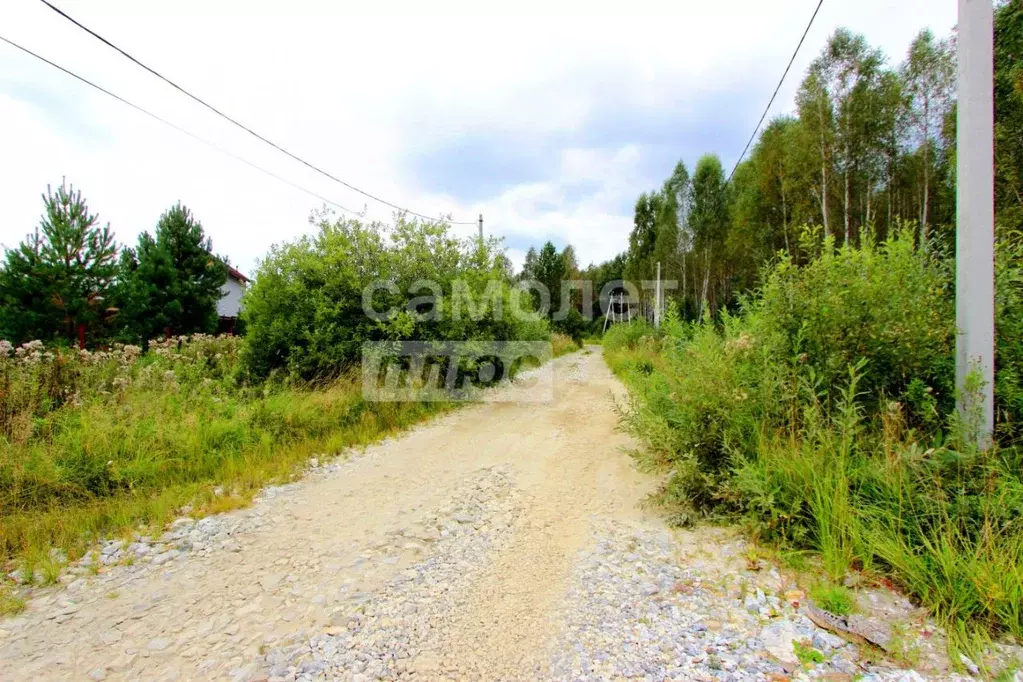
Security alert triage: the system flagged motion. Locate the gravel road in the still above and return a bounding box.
[0,349,959,681]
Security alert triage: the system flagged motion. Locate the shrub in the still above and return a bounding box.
[241,214,549,381]
[605,228,1023,648]
[757,228,955,414]
[996,231,1023,438]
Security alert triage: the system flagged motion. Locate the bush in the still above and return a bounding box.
[757,228,955,413]
[241,214,549,381]
[605,228,1023,648]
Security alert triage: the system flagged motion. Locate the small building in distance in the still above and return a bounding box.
[217,265,250,335]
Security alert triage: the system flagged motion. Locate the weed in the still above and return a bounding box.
[38,554,63,586]
[994,660,1020,682]
[551,332,581,358]
[886,622,921,667]
[0,585,25,616]
[810,583,856,616]
[744,545,765,572]
[0,335,455,573]
[604,231,1023,655]
[793,640,826,665]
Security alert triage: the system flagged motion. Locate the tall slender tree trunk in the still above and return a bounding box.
[866,186,872,230]
[781,185,791,254]
[920,99,931,249]
[700,247,711,321]
[843,140,851,245]
[921,141,930,250]
[817,97,830,236]
[681,251,687,319]
[820,162,830,235]
[887,181,893,233]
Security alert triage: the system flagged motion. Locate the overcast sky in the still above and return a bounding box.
[0,0,958,274]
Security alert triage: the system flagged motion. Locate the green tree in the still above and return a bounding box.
[813,29,885,244]
[690,155,729,316]
[903,29,955,243]
[119,204,227,342]
[561,244,582,312]
[0,180,117,345]
[533,241,566,318]
[626,192,661,286]
[242,214,546,381]
[519,246,538,281]
[653,161,691,311]
[797,69,836,236]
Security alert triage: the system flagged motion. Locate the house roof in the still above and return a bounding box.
[226,265,250,283]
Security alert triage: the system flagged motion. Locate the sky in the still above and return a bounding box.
[0,0,959,275]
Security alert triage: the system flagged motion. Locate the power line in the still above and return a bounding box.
[0,34,364,217]
[37,0,475,226]
[727,0,825,183]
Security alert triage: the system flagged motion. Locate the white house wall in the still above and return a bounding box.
[217,278,245,318]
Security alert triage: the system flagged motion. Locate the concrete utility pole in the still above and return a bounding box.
[478,214,484,241]
[956,0,995,447]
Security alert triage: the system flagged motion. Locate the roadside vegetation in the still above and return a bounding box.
[0,334,453,584]
[604,228,1023,656]
[591,3,1023,662]
[0,192,563,603]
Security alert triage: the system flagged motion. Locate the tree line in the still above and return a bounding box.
[523,4,1022,324]
[0,180,229,347]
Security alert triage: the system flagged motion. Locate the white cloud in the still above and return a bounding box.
[0,0,958,274]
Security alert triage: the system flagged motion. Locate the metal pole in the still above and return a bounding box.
[655,262,662,329]
[956,0,995,447]
[478,213,483,241]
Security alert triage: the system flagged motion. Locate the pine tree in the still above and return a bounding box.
[0,180,117,345]
[119,203,227,341]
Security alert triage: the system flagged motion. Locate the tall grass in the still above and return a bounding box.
[604,228,1023,653]
[551,332,582,358]
[0,335,451,580]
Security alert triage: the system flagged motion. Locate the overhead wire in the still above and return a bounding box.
[36,0,475,225]
[0,34,364,217]
[726,0,825,183]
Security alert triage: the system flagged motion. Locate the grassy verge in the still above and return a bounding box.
[607,324,1023,662]
[602,232,1023,665]
[0,329,578,605]
[0,336,455,598]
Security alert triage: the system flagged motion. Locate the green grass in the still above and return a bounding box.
[603,287,1023,659]
[0,337,455,573]
[793,639,826,665]
[1,383,450,570]
[810,582,857,616]
[0,584,25,616]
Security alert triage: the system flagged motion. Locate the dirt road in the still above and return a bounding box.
[0,349,942,681]
[0,349,661,680]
